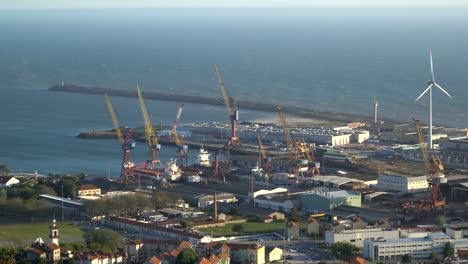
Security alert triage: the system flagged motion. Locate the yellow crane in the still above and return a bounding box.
[105,94,124,145]
[136,85,163,173]
[257,135,267,159]
[295,139,320,176]
[172,104,188,167]
[215,66,240,148]
[277,107,295,156]
[105,94,135,183]
[414,118,445,210]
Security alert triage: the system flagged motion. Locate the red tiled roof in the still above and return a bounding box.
[29,248,46,255]
[48,243,60,250]
[196,257,212,264]
[209,255,220,263]
[218,252,230,260]
[148,256,162,264]
[179,241,192,249]
[350,256,366,264]
[170,248,181,257]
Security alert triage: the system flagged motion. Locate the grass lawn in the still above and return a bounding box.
[0,221,85,246]
[199,221,298,236]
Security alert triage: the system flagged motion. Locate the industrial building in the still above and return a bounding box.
[325,228,399,248]
[181,122,355,146]
[196,193,237,208]
[446,223,468,239]
[377,174,428,193]
[440,136,468,168]
[364,232,451,261]
[301,190,361,212]
[307,175,364,189]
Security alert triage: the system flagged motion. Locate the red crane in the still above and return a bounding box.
[105,94,136,183]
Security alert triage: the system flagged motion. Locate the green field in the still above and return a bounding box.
[199,221,305,236]
[0,221,85,246]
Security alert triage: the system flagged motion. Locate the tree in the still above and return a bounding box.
[83,229,123,253]
[0,247,16,264]
[0,164,10,176]
[0,189,7,204]
[180,220,193,229]
[232,224,245,235]
[175,248,198,264]
[288,208,301,222]
[443,242,454,257]
[330,242,358,260]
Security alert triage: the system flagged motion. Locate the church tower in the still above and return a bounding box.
[49,218,59,246]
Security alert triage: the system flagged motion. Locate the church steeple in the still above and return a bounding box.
[49,218,59,246]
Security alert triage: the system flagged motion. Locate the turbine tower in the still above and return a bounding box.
[415,50,452,150]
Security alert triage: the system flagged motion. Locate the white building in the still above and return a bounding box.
[0,176,20,188]
[364,232,451,262]
[446,223,468,239]
[377,175,428,193]
[325,228,400,248]
[254,194,300,213]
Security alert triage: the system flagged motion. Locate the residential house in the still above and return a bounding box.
[78,184,101,196]
[264,212,285,223]
[265,247,282,263]
[74,251,124,264]
[286,221,300,240]
[145,256,162,264]
[230,244,265,264]
[0,176,19,188]
[307,217,320,236]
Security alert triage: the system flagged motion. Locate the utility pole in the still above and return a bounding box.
[61,185,64,222]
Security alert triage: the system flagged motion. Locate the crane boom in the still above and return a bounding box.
[257,135,267,159]
[414,119,432,176]
[172,104,184,146]
[215,66,233,116]
[136,84,158,147]
[277,107,295,155]
[105,94,124,145]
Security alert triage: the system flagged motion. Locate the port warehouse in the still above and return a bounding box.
[178,122,369,146]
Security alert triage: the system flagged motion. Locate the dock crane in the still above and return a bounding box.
[105,94,136,183]
[136,85,163,176]
[257,135,272,176]
[295,139,320,176]
[172,104,188,167]
[277,107,296,156]
[277,107,303,177]
[215,66,241,148]
[414,118,446,211]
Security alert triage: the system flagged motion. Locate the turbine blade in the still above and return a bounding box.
[429,49,435,82]
[415,84,432,102]
[434,82,453,99]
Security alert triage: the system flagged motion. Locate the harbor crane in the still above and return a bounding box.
[105,94,136,183]
[136,85,163,176]
[215,66,241,148]
[257,135,272,177]
[277,107,303,177]
[414,118,446,211]
[295,139,320,176]
[172,104,188,167]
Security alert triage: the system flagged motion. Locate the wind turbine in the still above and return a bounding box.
[415,50,453,150]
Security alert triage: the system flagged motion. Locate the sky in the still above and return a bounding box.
[1,0,467,9]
